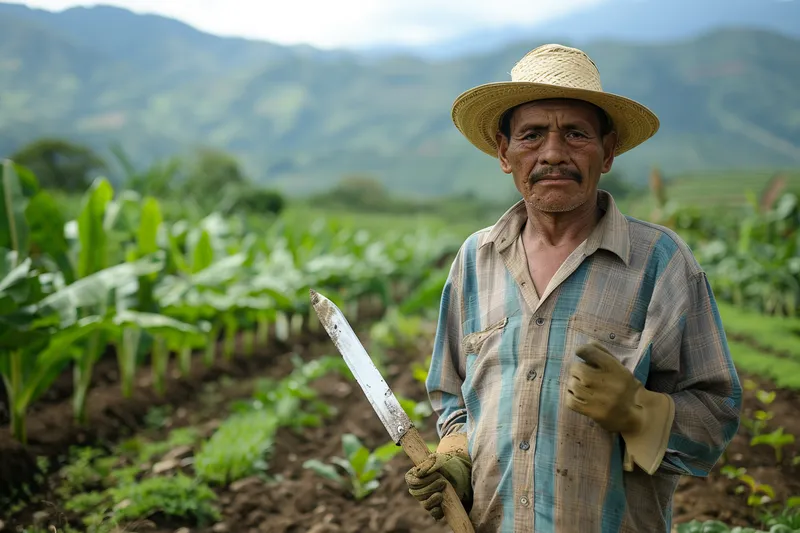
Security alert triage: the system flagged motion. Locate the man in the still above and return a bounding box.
[404,43,742,533]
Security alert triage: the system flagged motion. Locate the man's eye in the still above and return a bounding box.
[567,131,588,138]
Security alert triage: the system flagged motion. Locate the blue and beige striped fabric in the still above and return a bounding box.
[426,190,742,533]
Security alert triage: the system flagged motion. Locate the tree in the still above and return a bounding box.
[182,147,248,205]
[324,175,390,210]
[9,138,107,192]
[228,186,285,216]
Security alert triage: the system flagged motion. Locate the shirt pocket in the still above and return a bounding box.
[462,316,509,355]
[568,313,645,377]
[460,315,521,414]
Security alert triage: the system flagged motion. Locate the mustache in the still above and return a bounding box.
[529,166,583,183]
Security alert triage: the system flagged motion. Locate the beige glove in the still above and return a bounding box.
[405,432,472,520]
[565,341,675,475]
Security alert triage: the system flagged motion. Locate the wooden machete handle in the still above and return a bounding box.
[399,426,476,533]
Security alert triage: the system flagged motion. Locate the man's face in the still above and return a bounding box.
[496,99,617,213]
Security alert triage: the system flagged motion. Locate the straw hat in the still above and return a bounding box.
[451,43,660,157]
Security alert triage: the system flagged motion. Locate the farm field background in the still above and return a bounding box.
[0,156,799,533]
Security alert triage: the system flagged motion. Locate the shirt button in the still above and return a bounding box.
[609,332,616,340]
[520,496,530,506]
[519,441,530,450]
[535,317,545,326]
[527,369,537,380]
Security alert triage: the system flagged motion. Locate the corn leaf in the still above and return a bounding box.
[0,159,31,263]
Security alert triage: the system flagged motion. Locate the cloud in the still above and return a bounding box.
[13,0,604,48]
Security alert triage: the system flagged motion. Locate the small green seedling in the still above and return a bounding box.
[742,389,777,438]
[751,427,796,463]
[303,433,403,501]
[721,464,747,480]
[737,473,776,508]
[743,409,775,438]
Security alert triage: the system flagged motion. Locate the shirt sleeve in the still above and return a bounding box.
[653,271,743,476]
[426,246,468,439]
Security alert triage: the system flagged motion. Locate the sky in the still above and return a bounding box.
[10,0,605,48]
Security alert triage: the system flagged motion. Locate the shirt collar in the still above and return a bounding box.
[483,189,631,266]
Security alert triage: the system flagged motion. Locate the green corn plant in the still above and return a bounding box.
[35,253,166,424]
[106,311,207,396]
[0,250,93,444]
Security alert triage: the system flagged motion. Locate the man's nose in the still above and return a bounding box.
[539,132,569,165]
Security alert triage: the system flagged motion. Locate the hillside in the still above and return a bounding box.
[1,3,800,198]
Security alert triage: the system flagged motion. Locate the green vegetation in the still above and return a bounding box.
[193,355,348,485]
[303,434,403,501]
[0,155,458,448]
[647,170,800,211]
[0,149,798,532]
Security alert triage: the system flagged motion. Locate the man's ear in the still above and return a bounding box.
[601,131,617,174]
[497,132,512,174]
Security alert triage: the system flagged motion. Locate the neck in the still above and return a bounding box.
[522,194,602,249]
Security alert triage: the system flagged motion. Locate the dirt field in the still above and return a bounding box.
[1,322,798,532]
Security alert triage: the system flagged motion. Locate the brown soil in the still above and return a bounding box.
[671,376,800,528]
[0,325,316,505]
[2,324,799,532]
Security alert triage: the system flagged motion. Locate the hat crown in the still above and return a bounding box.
[510,44,603,92]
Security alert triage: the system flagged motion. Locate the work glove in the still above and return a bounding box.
[405,432,472,521]
[565,341,675,475]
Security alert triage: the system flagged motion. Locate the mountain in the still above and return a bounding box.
[358,0,800,59]
[1,3,799,199]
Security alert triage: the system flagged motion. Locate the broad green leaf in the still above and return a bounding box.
[372,441,402,463]
[37,252,165,326]
[342,433,364,460]
[191,253,246,286]
[0,256,32,296]
[22,316,104,407]
[191,229,214,274]
[302,459,343,483]
[25,190,75,284]
[330,457,356,478]
[349,446,370,476]
[77,178,114,278]
[0,159,31,262]
[137,197,163,256]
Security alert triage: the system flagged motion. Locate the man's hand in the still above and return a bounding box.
[405,433,472,521]
[565,341,675,475]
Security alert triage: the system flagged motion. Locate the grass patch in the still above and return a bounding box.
[45,435,221,532]
[663,169,800,209]
[729,339,800,390]
[719,301,800,362]
[193,410,278,485]
[195,354,349,485]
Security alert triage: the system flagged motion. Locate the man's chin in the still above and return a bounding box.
[524,194,588,213]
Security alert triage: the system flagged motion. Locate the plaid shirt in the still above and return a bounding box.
[426,190,742,533]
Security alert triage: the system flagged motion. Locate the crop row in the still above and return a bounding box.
[0,159,460,446]
[649,186,800,317]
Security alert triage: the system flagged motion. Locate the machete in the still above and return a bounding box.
[309,289,475,533]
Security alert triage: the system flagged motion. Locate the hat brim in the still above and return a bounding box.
[451,81,660,158]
